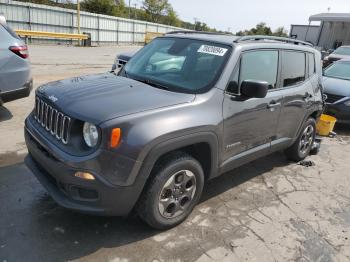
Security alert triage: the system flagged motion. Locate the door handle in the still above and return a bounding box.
[267,100,281,109]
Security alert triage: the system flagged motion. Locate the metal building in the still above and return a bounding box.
[0,0,184,45]
[290,13,350,50]
[290,24,320,45]
[310,13,350,50]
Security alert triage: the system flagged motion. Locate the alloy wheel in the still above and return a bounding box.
[299,124,314,155]
[158,170,197,219]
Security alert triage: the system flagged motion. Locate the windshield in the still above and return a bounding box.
[333,47,350,56]
[122,37,231,93]
[324,62,350,80]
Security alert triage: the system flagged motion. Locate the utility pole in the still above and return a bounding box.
[134,3,137,19]
[128,0,131,19]
[77,0,81,34]
[193,17,198,31]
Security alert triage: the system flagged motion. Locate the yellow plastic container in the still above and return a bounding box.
[316,114,337,136]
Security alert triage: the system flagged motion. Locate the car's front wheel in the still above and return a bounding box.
[285,117,316,162]
[137,152,204,229]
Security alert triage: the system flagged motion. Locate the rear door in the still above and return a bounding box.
[222,49,283,165]
[274,50,315,147]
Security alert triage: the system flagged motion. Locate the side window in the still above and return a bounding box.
[239,50,278,90]
[308,53,315,78]
[281,51,306,87]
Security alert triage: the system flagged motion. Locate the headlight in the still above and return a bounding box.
[83,122,99,147]
[324,56,329,61]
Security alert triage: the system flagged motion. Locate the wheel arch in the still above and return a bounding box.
[140,132,219,183]
[131,132,219,216]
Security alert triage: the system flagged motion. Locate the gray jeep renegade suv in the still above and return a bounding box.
[25,32,323,229]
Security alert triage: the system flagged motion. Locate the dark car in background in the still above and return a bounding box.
[0,14,32,105]
[111,51,136,71]
[323,59,350,123]
[323,46,350,68]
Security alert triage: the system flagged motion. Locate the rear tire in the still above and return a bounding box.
[285,118,316,162]
[137,152,204,230]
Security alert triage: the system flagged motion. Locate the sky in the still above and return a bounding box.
[164,0,350,33]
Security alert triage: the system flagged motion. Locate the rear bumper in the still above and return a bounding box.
[24,122,146,216]
[0,79,33,104]
[324,103,350,124]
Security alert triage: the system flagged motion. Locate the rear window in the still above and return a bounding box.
[281,51,306,87]
[1,24,20,40]
[333,47,350,56]
[324,62,350,80]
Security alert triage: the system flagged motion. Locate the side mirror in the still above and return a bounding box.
[240,80,268,98]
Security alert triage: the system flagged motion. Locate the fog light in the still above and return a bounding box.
[74,172,95,180]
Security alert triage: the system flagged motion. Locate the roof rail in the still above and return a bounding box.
[166,30,231,36]
[234,35,313,47]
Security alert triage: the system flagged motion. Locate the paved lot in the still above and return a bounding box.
[1,45,350,262]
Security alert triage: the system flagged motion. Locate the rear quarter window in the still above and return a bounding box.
[308,53,315,78]
[281,51,306,87]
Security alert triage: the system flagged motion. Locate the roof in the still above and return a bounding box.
[165,32,239,45]
[309,13,350,22]
[290,24,320,28]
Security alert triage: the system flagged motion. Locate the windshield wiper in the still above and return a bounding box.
[136,78,169,90]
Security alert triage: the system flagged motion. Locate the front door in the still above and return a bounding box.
[222,50,282,166]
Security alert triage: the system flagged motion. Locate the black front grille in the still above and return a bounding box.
[325,93,345,104]
[34,96,71,144]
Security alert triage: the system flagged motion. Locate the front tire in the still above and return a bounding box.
[137,152,204,230]
[285,118,316,162]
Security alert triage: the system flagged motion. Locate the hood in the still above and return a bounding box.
[37,73,195,124]
[323,76,350,96]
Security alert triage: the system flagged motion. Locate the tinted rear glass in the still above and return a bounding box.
[281,51,306,87]
[333,47,350,56]
[324,62,350,80]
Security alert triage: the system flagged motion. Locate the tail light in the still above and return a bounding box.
[9,45,29,59]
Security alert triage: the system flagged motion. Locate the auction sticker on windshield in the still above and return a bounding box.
[197,45,228,56]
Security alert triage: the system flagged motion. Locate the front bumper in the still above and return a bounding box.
[324,103,350,124]
[0,79,33,105]
[24,119,146,216]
